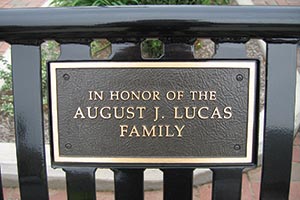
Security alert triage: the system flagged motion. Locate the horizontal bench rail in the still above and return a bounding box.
[0,6,299,41]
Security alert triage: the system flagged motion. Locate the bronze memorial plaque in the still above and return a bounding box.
[49,61,258,167]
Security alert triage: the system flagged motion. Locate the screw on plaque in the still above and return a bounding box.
[63,74,70,80]
[65,143,72,149]
[234,144,241,151]
[236,74,243,81]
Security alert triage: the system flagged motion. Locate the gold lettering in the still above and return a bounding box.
[120,125,185,138]
[198,91,208,100]
[99,107,111,119]
[126,107,135,119]
[154,107,160,122]
[223,107,232,119]
[174,125,185,137]
[211,107,222,119]
[129,125,140,137]
[120,91,130,100]
[142,125,157,137]
[185,106,196,119]
[198,107,209,119]
[87,107,98,119]
[88,91,93,100]
[166,91,184,100]
[177,91,184,100]
[120,125,128,137]
[73,107,86,119]
[210,91,216,100]
[113,107,125,119]
[109,91,161,101]
[190,91,217,101]
[141,91,151,100]
[166,91,176,100]
[165,125,174,137]
[174,107,183,119]
[88,91,103,101]
[190,91,197,100]
[110,91,119,100]
[153,91,161,100]
[131,91,140,100]
[136,107,146,119]
[158,125,164,137]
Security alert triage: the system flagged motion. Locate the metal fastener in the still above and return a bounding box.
[65,143,72,149]
[236,74,243,81]
[63,74,70,80]
[234,144,241,151]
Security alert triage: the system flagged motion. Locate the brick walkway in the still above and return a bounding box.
[1,0,300,200]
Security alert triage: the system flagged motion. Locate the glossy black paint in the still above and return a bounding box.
[11,44,49,200]
[212,43,247,200]
[210,42,259,200]
[160,42,195,200]
[163,169,194,200]
[212,168,243,200]
[56,43,98,200]
[64,167,96,200]
[260,43,298,199]
[0,6,300,41]
[114,169,144,200]
[0,5,298,200]
[109,42,144,200]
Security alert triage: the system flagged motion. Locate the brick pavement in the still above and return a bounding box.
[1,0,300,199]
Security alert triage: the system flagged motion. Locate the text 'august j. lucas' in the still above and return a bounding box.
[72,90,233,138]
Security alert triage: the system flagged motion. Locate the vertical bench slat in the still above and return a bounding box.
[211,168,243,200]
[114,169,144,200]
[210,42,248,200]
[0,167,3,200]
[260,43,298,199]
[109,41,146,200]
[64,167,96,200]
[11,44,49,200]
[162,41,195,200]
[162,42,194,60]
[110,42,142,60]
[57,43,98,200]
[163,169,194,200]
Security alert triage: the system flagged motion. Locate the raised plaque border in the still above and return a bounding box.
[49,60,259,167]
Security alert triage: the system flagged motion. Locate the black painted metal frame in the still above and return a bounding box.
[0,5,299,200]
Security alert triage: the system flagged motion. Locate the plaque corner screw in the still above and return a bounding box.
[63,74,70,80]
[236,74,243,81]
[234,144,241,151]
[65,143,72,149]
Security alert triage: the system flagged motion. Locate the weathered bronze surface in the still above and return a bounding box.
[49,61,258,166]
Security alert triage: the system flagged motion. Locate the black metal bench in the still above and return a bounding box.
[0,6,299,200]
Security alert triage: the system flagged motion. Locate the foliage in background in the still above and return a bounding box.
[141,39,163,59]
[51,0,229,6]
[41,41,61,108]
[0,56,13,116]
[91,39,112,59]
